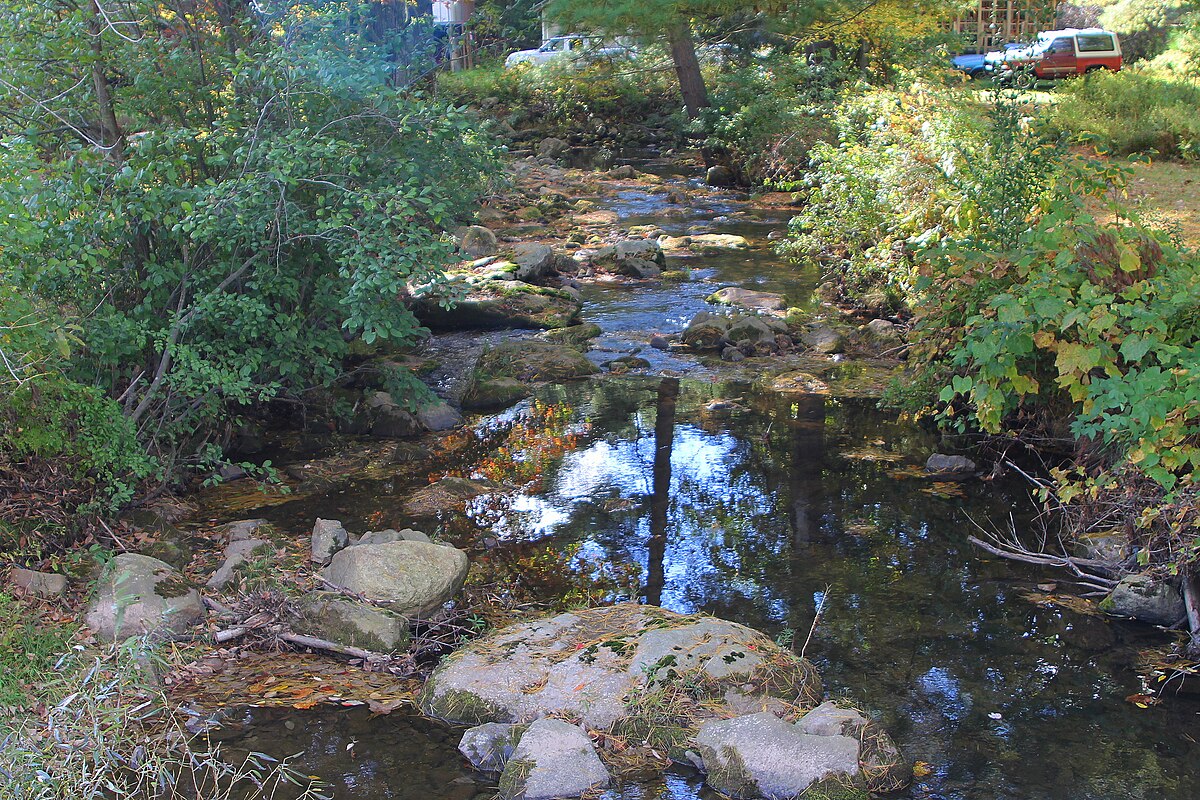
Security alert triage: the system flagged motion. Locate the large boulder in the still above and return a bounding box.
[590,238,665,279]
[800,325,846,355]
[296,592,410,653]
[420,604,820,732]
[1101,574,1186,626]
[462,341,599,411]
[415,398,463,432]
[682,312,731,351]
[414,280,581,331]
[708,287,787,315]
[322,541,469,617]
[694,712,860,800]
[498,719,609,800]
[355,391,422,439]
[538,323,602,351]
[86,554,205,642]
[706,165,736,186]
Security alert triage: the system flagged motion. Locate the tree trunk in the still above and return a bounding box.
[88,1,125,161]
[666,20,709,119]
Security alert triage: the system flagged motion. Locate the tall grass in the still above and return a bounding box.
[0,641,328,800]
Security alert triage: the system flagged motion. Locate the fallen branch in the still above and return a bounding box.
[214,626,248,643]
[280,632,386,662]
[967,535,1118,585]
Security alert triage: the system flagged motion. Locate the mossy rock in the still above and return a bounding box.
[538,322,602,350]
[473,341,600,385]
[413,280,581,331]
[462,377,532,410]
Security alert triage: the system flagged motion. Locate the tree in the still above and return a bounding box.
[0,1,497,500]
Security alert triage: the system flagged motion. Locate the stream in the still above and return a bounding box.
[200,164,1200,800]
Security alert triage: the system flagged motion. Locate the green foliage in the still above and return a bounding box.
[780,86,1051,306]
[0,1,498,505]
[0,592,77,707]
[438,61,680,138]
[701,53,847,185]
[1048,68,1200,161]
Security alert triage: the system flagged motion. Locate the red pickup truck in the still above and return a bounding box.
[986,28,1122,87]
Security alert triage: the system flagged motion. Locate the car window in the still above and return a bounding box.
[1077,33,1115,52]
[1049,38,1073,54]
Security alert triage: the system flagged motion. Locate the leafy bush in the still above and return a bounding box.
[0,1,498,502]
[701,53,848,186]
[780,87,1054,309]
[438,60,681,140]
[1048,69,1200,160]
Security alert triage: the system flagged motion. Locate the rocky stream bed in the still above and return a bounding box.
[55,147,1200,800]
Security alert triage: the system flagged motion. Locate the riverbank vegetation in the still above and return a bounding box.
[4,0,1200,793]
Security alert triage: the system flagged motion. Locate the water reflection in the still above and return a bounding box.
[215,379,1200,800]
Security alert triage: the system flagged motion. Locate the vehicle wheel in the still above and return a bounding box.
[1085,65,1106,76]
[1013,69,1037,90]
[969,67,986,80]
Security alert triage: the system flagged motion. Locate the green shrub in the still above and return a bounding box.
[438,60,680,139]
[1048,68,1200,160]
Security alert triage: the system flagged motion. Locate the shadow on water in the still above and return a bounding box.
[210,377,1200,800]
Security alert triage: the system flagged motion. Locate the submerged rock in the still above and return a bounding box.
[1102,574,1186,626]
[86,554,205,642]
[403,476,500,518]
[707,287,787,315]
[322,541,469,617]
[498,718,609,800]
[925,454,977,474]
[462,341,599,410]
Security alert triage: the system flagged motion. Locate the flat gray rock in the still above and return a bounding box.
[925,453,976,474]
[86,554,205,642]
[695,712,860,800]
[498,718,608,800]
[420,604,820,731]
[795,701,869,738]
[708,287,787,314]
[356,528,432,546]
[8,568,67,599]
[1104,574,1185,626]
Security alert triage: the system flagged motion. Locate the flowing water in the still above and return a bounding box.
[202,170,1200,800]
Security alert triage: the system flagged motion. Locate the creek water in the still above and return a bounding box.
[204,170,1200,800]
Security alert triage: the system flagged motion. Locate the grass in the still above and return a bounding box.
[0,592,77,710]
[1122,160,1200,248]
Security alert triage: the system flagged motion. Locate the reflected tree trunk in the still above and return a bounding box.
[788,394,826,546]
[644,377,679,606]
